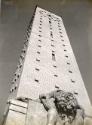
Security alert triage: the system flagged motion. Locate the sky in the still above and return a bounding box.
[0,0,92,123]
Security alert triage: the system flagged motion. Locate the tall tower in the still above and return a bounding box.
[2,6,92,125]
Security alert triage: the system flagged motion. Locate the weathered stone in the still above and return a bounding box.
[26,100,47,125]
[4,110,26,125]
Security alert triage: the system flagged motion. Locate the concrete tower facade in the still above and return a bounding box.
[2,6,92,125]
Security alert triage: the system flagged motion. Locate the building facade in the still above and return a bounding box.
[2,6,92,125]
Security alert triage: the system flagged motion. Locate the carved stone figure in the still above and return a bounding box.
[39,89,92,125]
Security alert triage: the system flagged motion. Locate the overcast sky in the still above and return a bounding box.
[0,0,92,123]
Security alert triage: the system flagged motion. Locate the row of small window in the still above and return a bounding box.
[10,84,18,93]
[63,45,76,83]
[12,63,22,84]
[57,22,64,40]
[35,65,73,73]
[48,17,53,38]
[35,50,75,84]
[34,76,75,84]
[10,36,30,92]
[34,78,75,84]
[12,50,75,87]
[34,70,75,84]
[36,55,71,66]
[39,16,43,31]
[37,34,68,61]
[26,26,32,38]
[38,15,63,39]
[39,11,60,21]
[36,43,68,54]
[39,10,47,14]
[60,37,76,82]
[11,38,29,85]
[37,32,69,62]
[39,15,60,37]
[35,18,75,84]
[13,64,75,85]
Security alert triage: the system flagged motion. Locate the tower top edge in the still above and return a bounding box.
[36,6,62,21]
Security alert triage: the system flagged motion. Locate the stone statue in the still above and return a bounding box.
[17,89,92,125]
[39,89,92,125]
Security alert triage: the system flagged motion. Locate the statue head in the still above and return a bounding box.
[54,90,79,122]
